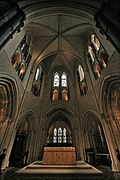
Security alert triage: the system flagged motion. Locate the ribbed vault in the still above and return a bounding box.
[16,0,105,65]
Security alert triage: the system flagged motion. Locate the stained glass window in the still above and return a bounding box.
[58,127,62,143]
[53,128,57,143]
[53,72,59,87]
[52,72,69,100]
[61,72,67,87]
[32,65,43,96]
[78,65,84,82]
[52,127,68,143]
[35,66,42,80]
[63,128,67,143]
[88,34,109,79]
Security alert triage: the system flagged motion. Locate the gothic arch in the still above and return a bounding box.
[99,74,120,148]
[99,73,120,121]
[24,1,98,23]
[41,105,81,158]
[17,110,39,131]
[0,75,18,125]
[97,74,120,171]
[9,110,40,166]
[81,110,109,164]
[43,104,78,130]
[82,110,102,132]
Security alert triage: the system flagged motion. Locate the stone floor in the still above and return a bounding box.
[0,163,120,180]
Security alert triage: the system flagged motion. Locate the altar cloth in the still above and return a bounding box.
[42,147,76,165]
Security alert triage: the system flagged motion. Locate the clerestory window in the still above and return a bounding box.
[77,65,87,95]
[52,72,69,101]
[53,72,59,87]
[11,35,32,81]
[61,72,67,87]
[32,65,43,96]
[88,34,109,79]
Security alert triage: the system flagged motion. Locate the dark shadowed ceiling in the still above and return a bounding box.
[15,0,106,71]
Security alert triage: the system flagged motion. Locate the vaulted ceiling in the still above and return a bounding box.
[16,0,105,71]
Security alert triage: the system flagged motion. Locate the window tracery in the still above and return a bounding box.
[53,127,67,144]
[47,121,73,145]
[52,72,69,101]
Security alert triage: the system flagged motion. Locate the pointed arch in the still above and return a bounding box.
[0,76,18,124]
[81,110,109,164]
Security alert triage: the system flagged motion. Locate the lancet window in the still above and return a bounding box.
[52,72,69,101]
[77,65,87,95]
[32,65,43,96]
[53,72,59,87]
[11,35,32,80]
[53,127,67,143]
[88,34,109,79]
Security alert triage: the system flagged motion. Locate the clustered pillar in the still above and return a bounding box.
[95,0,120,54]
[0,0,26,50]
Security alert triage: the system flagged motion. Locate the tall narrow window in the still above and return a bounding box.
[53,72,59,87]
[32,65,43,96]
[63,128,67,143]
[61,72,67,87]
[88,34,109,79]
[91,34,100,51]
[53,128,57,143]
[61,72,68,101]
[88,46,95,63]
[78,65,84,82]
[58,127,62,143]
[35,66,42,80]
[78,65,87,95]
[11,34,32,81]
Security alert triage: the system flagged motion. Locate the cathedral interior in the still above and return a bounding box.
[0,0,120,179]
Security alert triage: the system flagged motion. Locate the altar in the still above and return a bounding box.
[42,146,76,165]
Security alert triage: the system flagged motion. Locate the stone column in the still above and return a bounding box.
[102,117,120,172]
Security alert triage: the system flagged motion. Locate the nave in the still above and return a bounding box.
[0,0,120,179]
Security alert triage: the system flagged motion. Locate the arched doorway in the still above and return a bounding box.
[9,111,40,167]
[9,120,29,167]
[82,112,110,166]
